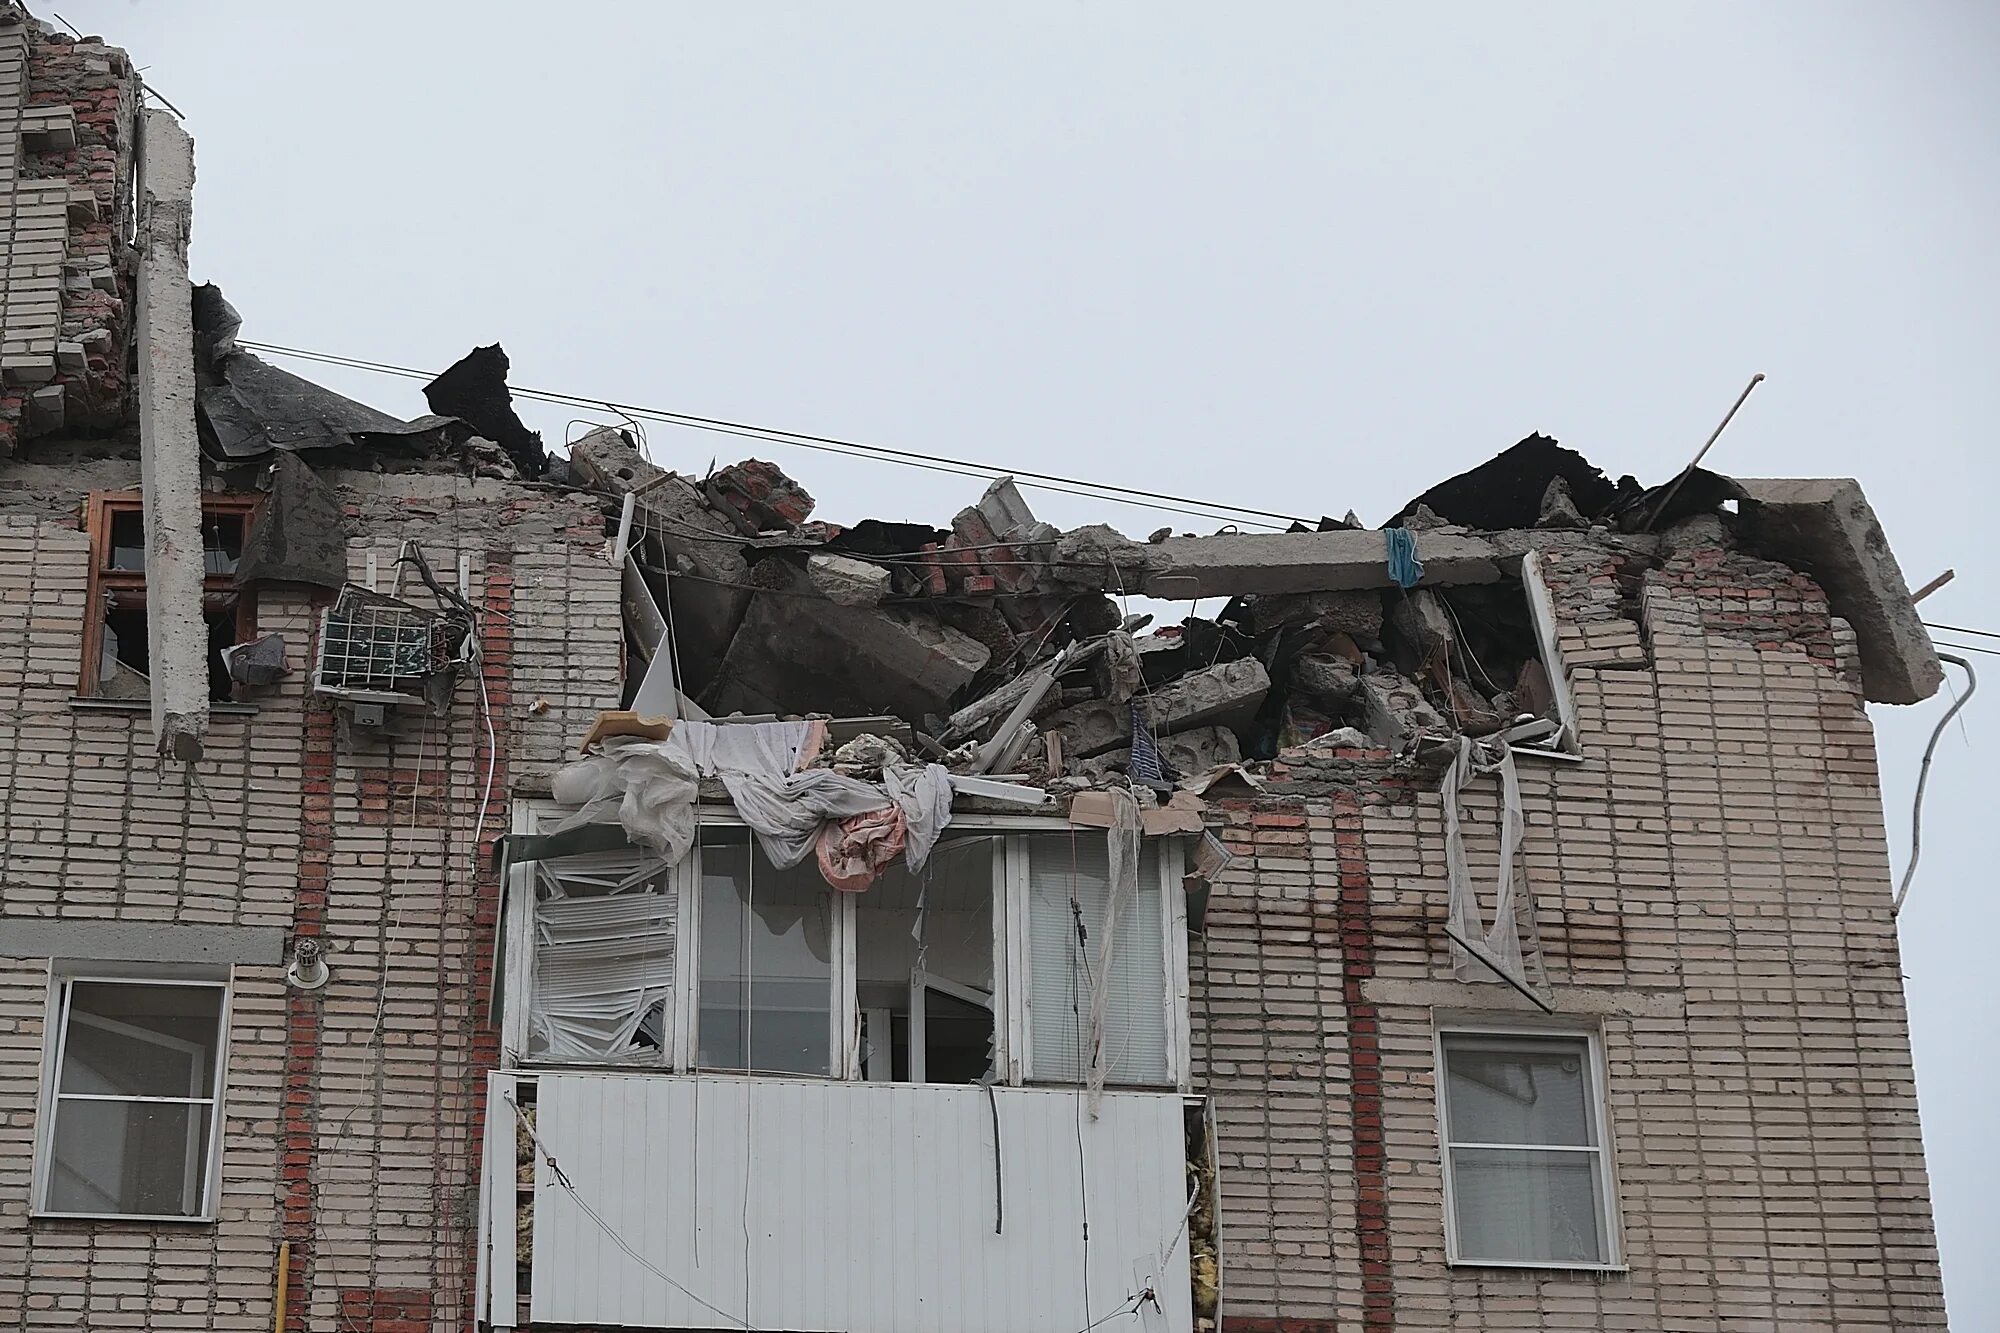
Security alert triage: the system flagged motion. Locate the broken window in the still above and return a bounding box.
[81,492,258,704]
[499,804,1189,1091]
[36,975,228,1220]
[1437,1027,1619,1268]
[696,829,836,1077]
[1026,833,1172,1087]
[852,838,996,1084]
[526,850,678,1064]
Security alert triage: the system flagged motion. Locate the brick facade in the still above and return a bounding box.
[1191,533,1946,1330]
[0,466,618,1332]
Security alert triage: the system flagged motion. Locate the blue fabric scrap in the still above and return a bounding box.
[1385,526,1424,589]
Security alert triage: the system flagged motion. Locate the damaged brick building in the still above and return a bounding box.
[0,7,1951,1333]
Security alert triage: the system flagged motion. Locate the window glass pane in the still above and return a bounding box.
[58,983,222,1098]
[1449,1147,1605,1265]
[47,1099,213,1217]
[1444,1034,1595,1147]
[853,837,995,1083]
[697,833,833,1076]
[1027,833,1168,1086]
[529,851,677,1064]
[108,508,145,571]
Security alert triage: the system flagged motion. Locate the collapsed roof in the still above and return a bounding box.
[158,290,1945,786]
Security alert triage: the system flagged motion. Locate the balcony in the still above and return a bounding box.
[478,1072,1195,1332]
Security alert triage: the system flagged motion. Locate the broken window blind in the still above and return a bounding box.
[529,850,677,1063]
[1026,834,1169,1086]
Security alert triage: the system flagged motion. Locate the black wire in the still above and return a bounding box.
[1931,640,2000,660]
[1925,622,2000,642]
[235,338,1308,529]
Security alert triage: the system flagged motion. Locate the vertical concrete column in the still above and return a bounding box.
[134,106,205,759]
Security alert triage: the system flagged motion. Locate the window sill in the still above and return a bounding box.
[1446,1257,1628,1275]
[69,697,259,717]
[31,1210,217,1226]
[1508,745,1584,764]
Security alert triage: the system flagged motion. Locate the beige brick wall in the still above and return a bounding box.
[0,470,619,1332]
[1192,538,1948,1331]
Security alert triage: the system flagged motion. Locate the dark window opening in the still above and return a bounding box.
[82,494,259,703]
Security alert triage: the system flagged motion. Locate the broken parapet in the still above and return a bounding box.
[1734,478,1943,703]
[0,19,140,452]
[133,108,205,759]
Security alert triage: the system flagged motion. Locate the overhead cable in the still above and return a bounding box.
[235,338,1308,530]
[1893,652,1977,917]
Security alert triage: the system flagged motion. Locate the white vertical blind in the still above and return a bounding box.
[529,852,677,1063]
[1026,833,1168,1085]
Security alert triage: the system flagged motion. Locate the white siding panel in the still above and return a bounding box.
[525,1074,1192,1333]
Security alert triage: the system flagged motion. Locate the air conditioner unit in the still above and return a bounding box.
[313,585,463,707]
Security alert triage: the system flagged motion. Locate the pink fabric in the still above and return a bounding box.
[814,805,908,892]
[794,718,829,772]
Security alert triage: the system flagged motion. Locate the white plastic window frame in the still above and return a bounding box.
[31,963,232,1223]
[1516,550,1584,762]
[1433,1019,1624,1271]
[502,801,1192,1092]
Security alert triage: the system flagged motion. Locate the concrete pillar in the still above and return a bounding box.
[135,108,206,759]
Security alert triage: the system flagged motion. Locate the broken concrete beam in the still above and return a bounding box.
[1100,725,1243,775]
[1137,528,1499,599]
[1145,656,1270,734]
[1044,657,1270,757]
[570,426,752,695]
[1051,524,1171,591]
[1290,651,1362,705]
[1734,477,1943,704]
[807,553,891,607]
[706,562,989,723]
[1359,670,1449,746]
[1388,589,1454,666]
[134,109,207,761]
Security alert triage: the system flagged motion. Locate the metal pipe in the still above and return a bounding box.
[1893,652,1976,916]
[1639,372,1765,533]
[272,1240,290,1333]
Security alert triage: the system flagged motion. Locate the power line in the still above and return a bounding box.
[1931,640,2000,660]
[1924,622,2000,642]
[235,338,1310,530]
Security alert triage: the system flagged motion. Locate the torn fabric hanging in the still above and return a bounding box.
[1440,735,1549,1008]
[1087,787,1144,1116]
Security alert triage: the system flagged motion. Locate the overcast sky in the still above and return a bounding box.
[67,0,1998,1320]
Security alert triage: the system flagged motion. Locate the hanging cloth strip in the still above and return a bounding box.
[1440,735,1543,992]
[1385,525,1424,589]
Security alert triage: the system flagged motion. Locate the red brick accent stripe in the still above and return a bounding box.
[1333,790,1395,1332]
[285,605,338,1333]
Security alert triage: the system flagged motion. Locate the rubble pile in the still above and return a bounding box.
[573,424,1644,798]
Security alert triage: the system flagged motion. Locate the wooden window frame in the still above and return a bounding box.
[77,491,261,699]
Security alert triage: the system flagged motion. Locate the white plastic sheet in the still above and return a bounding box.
[1442,736,1543,992]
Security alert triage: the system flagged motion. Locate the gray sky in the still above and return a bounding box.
[71,0,1998,1319]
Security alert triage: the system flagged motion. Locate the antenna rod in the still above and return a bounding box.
[1640,371,1766,533]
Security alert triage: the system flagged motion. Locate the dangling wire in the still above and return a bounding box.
[1893,653,1976,916]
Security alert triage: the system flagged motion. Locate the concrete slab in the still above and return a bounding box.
[1138,528,1499,599]
[1735,477,1943,704]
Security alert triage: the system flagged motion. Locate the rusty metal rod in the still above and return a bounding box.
[1640,372,1766,533]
